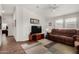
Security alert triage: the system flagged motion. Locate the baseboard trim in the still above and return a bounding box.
[16,40,28,43]
[8,35,14,37]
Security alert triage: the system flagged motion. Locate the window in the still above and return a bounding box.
[55,19,63,29]
[65,17,77,29]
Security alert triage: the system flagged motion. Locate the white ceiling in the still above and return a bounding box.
[50,4,79,17]
[1,4,79,17]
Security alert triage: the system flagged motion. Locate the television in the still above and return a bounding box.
[31,26,42,34]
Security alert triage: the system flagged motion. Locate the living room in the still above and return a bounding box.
[0,4,79,54]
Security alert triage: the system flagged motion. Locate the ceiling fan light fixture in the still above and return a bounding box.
[49,4,58,9]
[48,4,58,12]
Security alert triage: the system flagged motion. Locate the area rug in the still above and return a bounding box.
[21,42,42,50]
[47,43,76,54]
[21,39,52,54]
[21,39,76,54]
[24,45,52,54]
[38,39,53,46]
[45,42,56,48]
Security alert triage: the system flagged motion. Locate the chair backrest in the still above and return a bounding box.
[51,29,76,37]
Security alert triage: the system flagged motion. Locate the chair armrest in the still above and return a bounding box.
[48,33,53,36]
[75,41,79,47]
[73,35,79,41]
[46,32,53,39]
[47,32,51,35]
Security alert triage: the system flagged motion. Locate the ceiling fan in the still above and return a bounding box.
[48,4,58,12]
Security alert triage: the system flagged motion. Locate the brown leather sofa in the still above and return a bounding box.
[48,29,79,46]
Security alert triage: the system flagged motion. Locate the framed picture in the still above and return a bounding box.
[30,18,39,24]
[48,22,52,26]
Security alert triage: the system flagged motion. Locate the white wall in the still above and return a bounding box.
[15,5,24,41]
[23,8,46,41]
[12,11,16,38]
[0,4,1,14]
[15,5,47,41]
[45,17,55,29]
[0,5,2,46]
[2,15,15,36]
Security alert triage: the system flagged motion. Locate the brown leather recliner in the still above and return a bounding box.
[48,29,78,46]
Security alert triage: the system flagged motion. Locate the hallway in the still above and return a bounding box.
[0,35,25,54]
